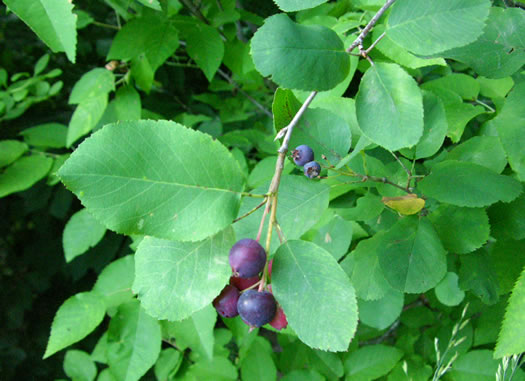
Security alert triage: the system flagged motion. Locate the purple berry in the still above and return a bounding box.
[213,285,240,318]
[237,290,277,327]
[304,161,321,178]
[230,275,260,291]
[292,145,314,166]
[229,239,266,278]
[270,306,288,331]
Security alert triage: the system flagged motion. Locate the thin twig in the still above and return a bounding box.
[256,200,271,242]
[217,69,273,118]
[233,198,267,223]
[92,20,120,30]
[389,150,412,187]
[275,91,318,142]
[346,0,397,53]
[365,31,386,55]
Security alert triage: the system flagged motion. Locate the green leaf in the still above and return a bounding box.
[63,208,107,262]
[162,305,216,361]
[421,73,480,101]
[69,68,115,104]
[439,8,525,79]
[459,249,500,305]
[272,88,301,132]
[179,356,237,381]
[429,205,490,254]
[477,76,515,100]
[67,94,108,147]
[234,176,329,253]
[386,0,490,56]
[133,228,234,321]
[247,156,294,189]
[91,332,108,364]
[115,86,141,121]
[44,291,105,358]
[418,161,522,207]
[107,300,161,381]
[355,62,423,151]
[20,123,68,148]
[273,0,328,12]
[108,12,179,71]
[434,272,465,307]
[4,0,77,62]
[492,82,525,181]
[425,87,484,143]
[305,214,353,261]
[58,120,245,242]
[446,136,507,173]
[307,348,344,379]
[281,370,324,381]
[272,240,357,351]
[93,255,135,309]
[0,140,28,167]
[0,155,53,198]
[251,14,349,91]
[495,267,525,358]
[372,24,446,69]
[492,239,525,295]
[174,17,224,81]
[131,54,154,93]
[154,348,182,381]
[488,194,525,241]
[63,350,97,381]
[241,336,277,381]
[340,232,391,300]
[358,288,404,330]
[336,192,385,222]
[344,344,403,381]
[449,350,499,380]
[289,107,351,164]
[377,216,447,293]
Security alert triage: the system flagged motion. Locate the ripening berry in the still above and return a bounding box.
[229,239,266,278]
[237,290,277,327]
[213,285,240,318]
[292,145,314,166]
[270,306,288,331]
[230,275,260,291]
[304,161,321,178]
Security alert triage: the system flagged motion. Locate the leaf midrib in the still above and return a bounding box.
[63,172,243,195]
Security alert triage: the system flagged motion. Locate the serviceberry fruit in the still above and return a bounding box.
[237,290,277,327]
[230,275,260,291]
[229,238,266,278]
[304,161,321,178]
[270,306,288,331]
[213,285,240,318]
[292,145,314,166]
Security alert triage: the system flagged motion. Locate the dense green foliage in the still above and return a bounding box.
[1,0,525,379]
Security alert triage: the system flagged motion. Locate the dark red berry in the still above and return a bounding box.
[304,161,321,178]
[229,239,266,278]
[270,306,288,331]
[213,285,240,318]
[292,145,314,166]
[230,275,260,291]
[237,290,277,327]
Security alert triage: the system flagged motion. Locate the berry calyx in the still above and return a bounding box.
[292,145,314,166]
[237,290,277,327]
[213,285,240,318]
[229,238,266,278]
[304,161,321,178]
[230,275,260,291]
[270,306,288,331]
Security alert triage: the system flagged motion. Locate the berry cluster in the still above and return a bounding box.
[213,239,288,330]
[292,145,321,178]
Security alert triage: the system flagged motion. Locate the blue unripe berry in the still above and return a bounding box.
[304,161,321,178]
[292,145,314,166]
[237,290,277,327]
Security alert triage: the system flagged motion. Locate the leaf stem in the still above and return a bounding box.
[346,0,397,53]
[233,198,267,223]
[474,99,496,113]
[92,20,120,30]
